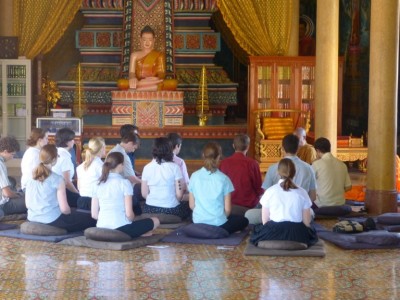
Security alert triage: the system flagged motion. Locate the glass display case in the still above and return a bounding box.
[0,59,31,156]
[36,117,82,136]
[248,56,343,158]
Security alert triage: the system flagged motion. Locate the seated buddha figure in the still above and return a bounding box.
[129,25,166,91]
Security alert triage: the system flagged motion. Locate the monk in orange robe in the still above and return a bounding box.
[129,26,166,91]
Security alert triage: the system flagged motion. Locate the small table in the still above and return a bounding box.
[337,147,368,171]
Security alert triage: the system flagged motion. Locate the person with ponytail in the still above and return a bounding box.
[91,152,159,238]
[76,137,106,210]
[141,137,191,219]
[250,158,318,246]
[188,142,249,234]
[21,128,49,190]
[25,144,96,232]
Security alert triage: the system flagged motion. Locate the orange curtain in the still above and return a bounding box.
[216,0,292,56]
[13,0,82,59]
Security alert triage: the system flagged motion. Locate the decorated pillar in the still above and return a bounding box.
[314,0,339,154]
[365,0,399,215]
[0,0,13,36]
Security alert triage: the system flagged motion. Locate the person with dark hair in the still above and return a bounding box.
[141,137,191,219]
[220,134,264,214]
[129,25,166,91]
[25,144,96,232]
[167,132,190,187]
[188,142,249,234]
[245,134,316,224]
[91,152,159,238]
[108,132,143,214]
[312,137,352,207]
[52,128,80,207]
[21,128,49,190]
[250,158,318,246]
[0,136,26,217]
[119,124,139,174]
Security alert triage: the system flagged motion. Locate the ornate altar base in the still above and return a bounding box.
[111,90,184,127]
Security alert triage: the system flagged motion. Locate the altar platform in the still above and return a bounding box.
[111,90,185,127]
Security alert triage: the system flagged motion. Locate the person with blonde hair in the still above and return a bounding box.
[91,152,159,238]
[250,158,318,246]
[26,144,96,232]
[21,128,49,190]
[76,137,106,210]
[188,142,249,234]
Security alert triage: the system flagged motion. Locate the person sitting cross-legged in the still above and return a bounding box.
[189,142,249,234]
[91,152,159,239]
[245,134,317,225]
[312,137,352,207]
[26,144,96,232]
[250,158,318,247]
[0,136,27,217]
[219,134,264,215]
[142,137,191,220]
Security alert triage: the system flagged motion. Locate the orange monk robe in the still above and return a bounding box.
[344,155,400,202]
[135,50,166,80]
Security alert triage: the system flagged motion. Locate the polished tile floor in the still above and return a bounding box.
[2,167,399,299]
[0,218,399,300]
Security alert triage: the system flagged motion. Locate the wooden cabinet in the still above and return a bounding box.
[247,56,343,158]
[0,59,31,156]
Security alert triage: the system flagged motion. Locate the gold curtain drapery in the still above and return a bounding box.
[13,0,82,59]
[212,10,249,65]
[216,0,292,56]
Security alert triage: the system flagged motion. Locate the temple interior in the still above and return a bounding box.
[1,0,400,299]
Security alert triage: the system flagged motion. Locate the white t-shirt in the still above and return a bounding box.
[142,159,182,208]
[93,173,133,229]
[260,179,312,222]
[26,172,63,224]
[52,147,75,181]
[21,147,40,190]
[76,156,103,197]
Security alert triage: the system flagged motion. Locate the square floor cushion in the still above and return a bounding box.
[139,213,182,224]
[84,227,132,242]
[180,223,229,239]
[59,234,163,251]
[377,213,400,225]
[257,240,308,250]
[20,221,67,236]
[314,205,352,216]
[355,231,400,246]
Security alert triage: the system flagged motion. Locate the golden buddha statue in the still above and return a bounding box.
[128,25,166,91]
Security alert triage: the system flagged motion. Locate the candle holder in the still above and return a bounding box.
[196,65,211,126]
[73,62,86,118]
